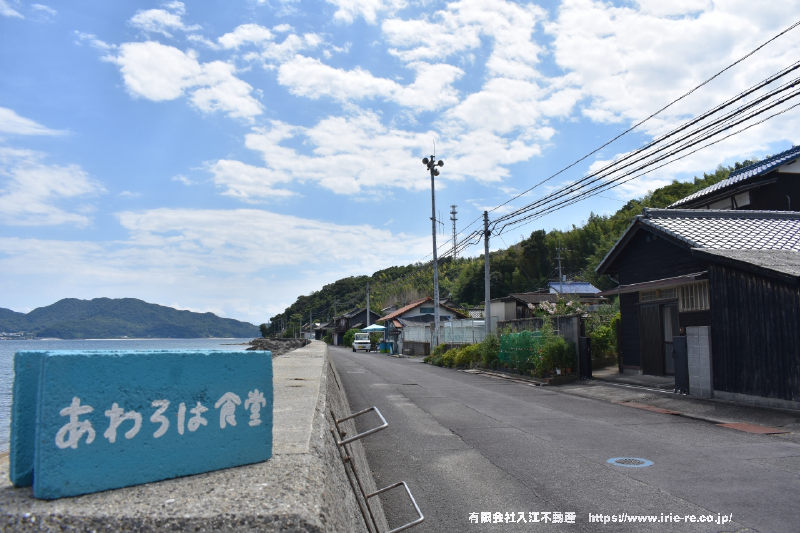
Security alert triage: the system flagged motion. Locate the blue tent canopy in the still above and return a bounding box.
[361,323,386,332]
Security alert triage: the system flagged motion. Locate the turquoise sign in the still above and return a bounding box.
[10,350,272,499]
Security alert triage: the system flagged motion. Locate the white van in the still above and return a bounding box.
[352,332,371,352]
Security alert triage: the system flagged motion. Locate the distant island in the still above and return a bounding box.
[0,298,259,339]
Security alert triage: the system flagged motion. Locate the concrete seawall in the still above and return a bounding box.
[1,340,388,532]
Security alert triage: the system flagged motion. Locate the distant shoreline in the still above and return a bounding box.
[0,337,252,341]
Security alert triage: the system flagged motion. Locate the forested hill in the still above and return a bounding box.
[266,162,749,335]
[0,298,259,339]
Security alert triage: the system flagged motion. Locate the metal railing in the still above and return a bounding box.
[331,405,424,533]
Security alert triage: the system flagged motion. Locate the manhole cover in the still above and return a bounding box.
[607,457,653,468]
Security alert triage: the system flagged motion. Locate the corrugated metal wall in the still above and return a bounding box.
[710,265,800,401]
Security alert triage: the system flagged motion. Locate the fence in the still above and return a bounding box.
[498,314,581,348]
[498,330,544,371]
[401,318,498,348]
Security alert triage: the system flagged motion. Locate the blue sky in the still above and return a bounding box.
[1,0,799,325]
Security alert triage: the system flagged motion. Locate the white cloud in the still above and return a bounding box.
[0,107,66,135]
[547,0,800,133]
[230,109,551,197]
[542,0,800,198]
[242,114,434,194]
[31,3,56,18]
[75,31,114,51]
[326,0,406,24]
[218,23,274,48]
[218,24,322,66]
[129,1,200,38]
[277,55,463,110]
[0,0,22,18]
[116,208,430,270]
[208,159,296,200]
[172,174,197,186]
[382,0,545,80]
[0,206,433,323]
[113,41,262,120]
[444,78,578,135]
[0,148,104,226]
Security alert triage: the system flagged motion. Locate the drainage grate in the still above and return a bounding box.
[607,457,654,468]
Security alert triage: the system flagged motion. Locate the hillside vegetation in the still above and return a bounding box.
[0,298,259,339]
[267,162,747,335]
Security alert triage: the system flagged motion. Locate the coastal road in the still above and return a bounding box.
[328,346,800,533]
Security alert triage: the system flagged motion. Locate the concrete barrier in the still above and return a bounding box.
[1,341,387,532]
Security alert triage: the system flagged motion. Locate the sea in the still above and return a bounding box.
[0,338,253,454]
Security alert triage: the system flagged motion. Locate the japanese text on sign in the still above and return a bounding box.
[54,389,268,449]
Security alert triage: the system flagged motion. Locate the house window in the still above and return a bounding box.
[709,197,733,209]
[678,281,709,312]
[419,307,434,314]
[640,288,677,302]
[733,191,751,208]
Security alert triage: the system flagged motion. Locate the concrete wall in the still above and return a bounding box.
[687,326,713,399]
[1,341,387,532]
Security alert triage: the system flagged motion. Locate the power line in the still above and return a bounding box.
[487,18,800,218]
[496,99,800,233]
[493,69,800,228]
[272,19,800,323]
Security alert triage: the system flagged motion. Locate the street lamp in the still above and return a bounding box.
[423,155,444,349]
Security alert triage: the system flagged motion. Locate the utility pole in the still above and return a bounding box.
[557,241,563,294]
[366,282,370,327]
[450,205,458,261]
[484,211,491,337]
[423,155,444,349]
[309,309,313,340]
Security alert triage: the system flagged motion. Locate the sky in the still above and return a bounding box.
[1,0,799,325]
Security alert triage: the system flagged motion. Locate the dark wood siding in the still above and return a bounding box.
[619,292,640,367]
[749,173,800,211]
[710,264,800,401]
[639,303,663,375]
[613,230,705,285]
[679,311,711,328]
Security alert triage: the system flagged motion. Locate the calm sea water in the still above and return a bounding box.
[0,338,253,454]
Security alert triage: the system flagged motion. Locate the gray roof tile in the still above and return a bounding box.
[640,209,800,252]
[669,145,800,208]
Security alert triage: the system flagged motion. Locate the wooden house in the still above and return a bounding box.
[669,145,800,211]
[332,308,382,345]
[596,208,800,407]
[489,292,559,322]
[377,297,469,355]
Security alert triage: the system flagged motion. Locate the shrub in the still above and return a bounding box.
[479,334,500,369]
[343,328,360,347]
[441,347,458,367]
[432,343,449,358]
[322,333,333,345]
[453,344,481,368]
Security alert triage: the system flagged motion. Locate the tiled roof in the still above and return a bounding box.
[547,281,600,294]
[669,145,800,208]
[507,292,559,304]
[692,249,800,278]
[377,297,469,322]
[378,297,431,322]
[640,209,800,251]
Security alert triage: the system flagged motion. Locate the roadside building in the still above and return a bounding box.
[332,308,382,346]
[377,297,469,355]
[669,145,800,211]
[596,208,800,408]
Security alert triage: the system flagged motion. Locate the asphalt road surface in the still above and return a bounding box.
[329,346,800,533]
